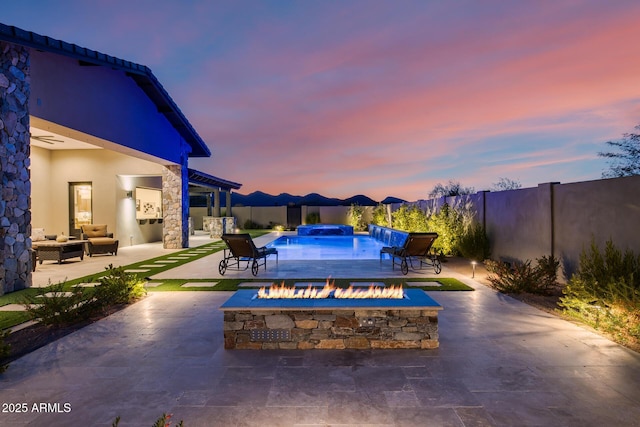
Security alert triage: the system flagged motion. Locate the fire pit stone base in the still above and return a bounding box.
[223,308,440,350]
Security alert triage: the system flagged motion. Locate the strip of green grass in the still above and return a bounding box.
[145,277,473,292]
[0,230,270,305]
[0,230,470,330]
[0,231,270,330]
[0,312,31,331]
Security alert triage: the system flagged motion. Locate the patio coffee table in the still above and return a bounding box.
[32,240,88,264]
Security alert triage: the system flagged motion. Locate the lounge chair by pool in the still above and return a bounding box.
[219,233,278,276]
[380,232,441,275]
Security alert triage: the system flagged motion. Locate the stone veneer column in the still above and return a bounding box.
[162,164,189,249]
[0,42,32,295]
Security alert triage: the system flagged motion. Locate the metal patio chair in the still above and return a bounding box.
[380,232,441,275]
[219,233,278,276]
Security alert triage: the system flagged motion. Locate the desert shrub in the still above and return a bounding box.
[92,264,147,312]
[347,204,367,231]
[536,255,561,292]
[305,212,320,224]
[23,266,146,327]
[485,255,559,295]
[457,223,490,261]
[559,239,640,345]
[0,329,10,373]
[371,204,388,227]
[23,282,89,326]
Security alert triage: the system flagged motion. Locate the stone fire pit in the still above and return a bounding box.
[220,289,442,350]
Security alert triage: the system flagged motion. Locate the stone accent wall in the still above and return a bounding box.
[162,164,188,249]
[203,216,236,238]
[1,42,32,295]
[223,309,439,350]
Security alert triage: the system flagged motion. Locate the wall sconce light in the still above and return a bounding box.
[126,191,133,199]
[471,261,477,278]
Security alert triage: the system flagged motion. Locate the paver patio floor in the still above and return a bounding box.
[2,278,640,426]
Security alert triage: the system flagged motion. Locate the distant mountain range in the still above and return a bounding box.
[191,191,407,207]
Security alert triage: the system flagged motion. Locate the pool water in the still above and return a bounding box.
[266,235,389,260]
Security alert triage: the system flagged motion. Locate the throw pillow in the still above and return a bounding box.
[32,228,46,241]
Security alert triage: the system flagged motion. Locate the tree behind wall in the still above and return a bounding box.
[599,124,640,178]
[492,177,522,191]
[428,180,475,198]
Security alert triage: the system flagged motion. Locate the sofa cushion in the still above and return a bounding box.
[87,237,117,246]
[32,228,46,241]
[82,224,108,238]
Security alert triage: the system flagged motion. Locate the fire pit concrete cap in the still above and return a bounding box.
[220,289,443,311]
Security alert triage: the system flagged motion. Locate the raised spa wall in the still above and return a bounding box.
[368,224,408,247]
[297,224,354,236]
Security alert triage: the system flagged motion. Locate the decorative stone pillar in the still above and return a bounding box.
[205,192,212,216]
[1,42,32,295]
[213,188,221,217]
[162,164,189,249]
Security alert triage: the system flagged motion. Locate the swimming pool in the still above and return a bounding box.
[266,235,389,260]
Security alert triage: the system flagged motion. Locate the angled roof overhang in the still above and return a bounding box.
[188,168,242,192]
[0,23,211,158]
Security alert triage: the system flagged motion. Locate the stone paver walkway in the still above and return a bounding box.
[1,275,640,426]
[2,232,640,425]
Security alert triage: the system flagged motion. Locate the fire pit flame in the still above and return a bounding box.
[257,280,404,299]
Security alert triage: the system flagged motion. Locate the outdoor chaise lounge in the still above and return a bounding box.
[380,232,441,275]
[219,233,278,276]
[81,224,119,256]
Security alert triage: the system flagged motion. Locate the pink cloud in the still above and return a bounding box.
[174,2,640,200]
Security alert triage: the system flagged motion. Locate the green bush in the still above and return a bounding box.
[426,203,465,256]
[0,329,10,373]
[92,264,147,312]
[22,266,146,327]
[23,282,89,327]
[536,255,561,292]
[371,204,388,227]
[457,223,490,261]
[559,239,640,346]
[485,255,559,295]
[389,201,478,257]
[392,205,428,232]
[305,212,320,224]
[347,204,366,231]
[391,204,410,231]
[243,219,262,229]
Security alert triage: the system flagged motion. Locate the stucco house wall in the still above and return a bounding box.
[1,22,234,294]
[30,145,164,246]
[29,50,187,165]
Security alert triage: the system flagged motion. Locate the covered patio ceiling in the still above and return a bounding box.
[188,168,242,194]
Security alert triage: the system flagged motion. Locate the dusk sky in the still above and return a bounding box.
[4,1,640,201]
